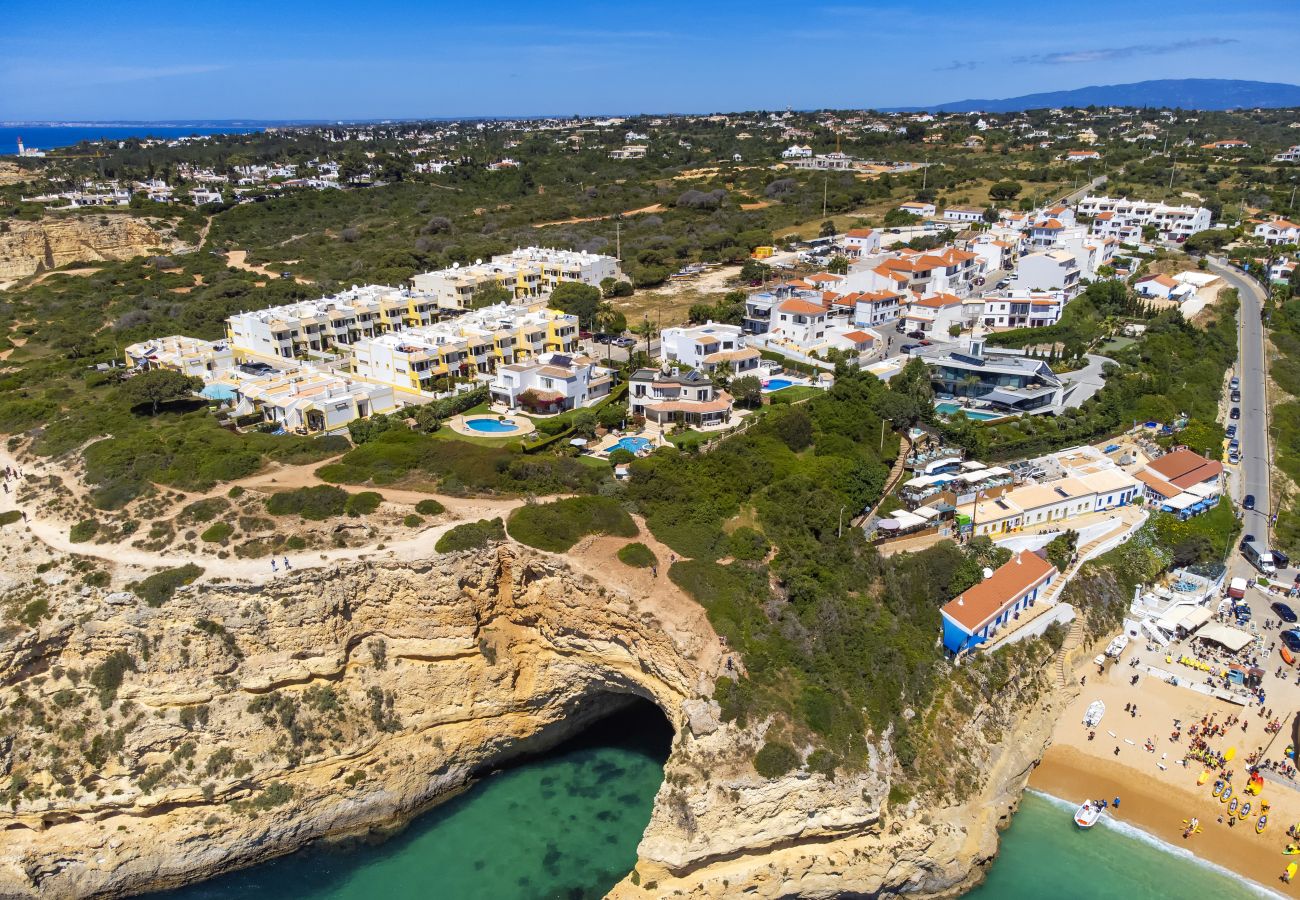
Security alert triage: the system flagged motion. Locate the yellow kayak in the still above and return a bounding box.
[1226,747,1237,762]
[1287,862,1297,883]
[1197,771,1210,786]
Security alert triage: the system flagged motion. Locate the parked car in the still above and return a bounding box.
[1273,603,1298,624]
[1230,407,1241,420]
[612,336,637,348]
[1230,376,1240,390]
[900,343,920,353]
[1226,424,1238,437]
[1275,549,1292,570]
[918,339,932,346]
[592,333,613,344]
[1231,390,1241,402]
[1244,494,1256,510]
[1281,630,1300,653]
[1241,534,1256,549]
[1229,451,1240,465]
[907,330,925,340]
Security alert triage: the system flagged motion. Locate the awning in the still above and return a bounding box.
[913,505,941,520]
[1163,493,1200,511]
[890,511,928,529]
[1178,606,1212,632]
[960,461,988,471]
[1187,482,1220,499]
[1196,623,1254,652]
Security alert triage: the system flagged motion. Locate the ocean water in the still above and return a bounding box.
[0,125,262,156]
[970,791,1277,899]
[159,704,671,900]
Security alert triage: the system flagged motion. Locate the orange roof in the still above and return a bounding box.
[1037,219,1064,229]
[807,273,844,283]
[941,551,1057,632]
[1137,274,1179,289]
[1146,448,1220,486]
[841,330,874,343]
[846,228,875,238]
[914,293,962,308]
[778,299,827,316]
[1095,211,1114,219]
[1134,469,1179,499]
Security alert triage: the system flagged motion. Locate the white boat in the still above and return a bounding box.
[1083,700,1105,728]
[1075,800,1101,828]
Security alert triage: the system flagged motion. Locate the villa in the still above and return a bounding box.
[628,368,733,430]
[124,335,235,378]
[940,550,1058,654]
[232,370,397,434]
[922,338,1067,416]
[1254,219,1300,246]
[659,322,760,374]
[977,290,1066,329]
[488,351,613,413]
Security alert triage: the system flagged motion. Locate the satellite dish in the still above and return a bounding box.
[452,262,459,268]
[982,567,995,580]
[475,258,482,265]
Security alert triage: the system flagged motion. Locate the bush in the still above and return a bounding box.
[70,518,99,543]
[200,521,233,543]
[0,510,21,526]
[266,485,351,520]
[414,498,445,516]
[344,491,383,516]
[753,740,800,778]
[132,564,204,607]
[181,497,230,523]
[435,517,505,553]
[403,513,423,528]
[727,526,769,561]
[507,496,637,553]
[617,542,657,568]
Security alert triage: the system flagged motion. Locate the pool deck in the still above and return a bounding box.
[588,430,669,458]
[448,414,535,439]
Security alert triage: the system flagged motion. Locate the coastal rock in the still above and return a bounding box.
[0,215,186,282]
[0,546,1063,899]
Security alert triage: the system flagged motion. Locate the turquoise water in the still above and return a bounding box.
[161,704,671,900]
[200,384,237,401]
[970,792,1275,899]
[612,436,651,454]
[763,378,796,391]
[935,401,1001,421]
[465,417,521,433]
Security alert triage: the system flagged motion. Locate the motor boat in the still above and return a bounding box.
[1075,800,1102,828]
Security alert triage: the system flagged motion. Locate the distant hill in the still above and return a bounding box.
[885,79,1300,113]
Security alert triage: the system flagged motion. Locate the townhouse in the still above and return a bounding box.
[1077,195,1213,240]
[488,352,613,413]
[901,293,968,336]
[659,322,760,374]
[227,284,446,362]
[410,247,621,309]
[349,303,579,395]
[850,289,907,328]
[628,368,733,429]
[876,246,982,297]
[124,335,235,378]
[977,290,1066,329]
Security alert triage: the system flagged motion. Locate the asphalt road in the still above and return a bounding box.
[1210,261,1271,538]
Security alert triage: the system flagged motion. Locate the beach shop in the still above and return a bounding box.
[940,550,1059,654]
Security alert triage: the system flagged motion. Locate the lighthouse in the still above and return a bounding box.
[16,136,23,156]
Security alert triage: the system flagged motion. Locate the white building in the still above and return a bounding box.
[1077,195,1213,240]
[488,351,613,413]
[771,298,829,346]
[1275,146,1300,164]
[897,201,937,218]
[977,290,1066,329]
[410,247,621,309]
[901,293,969,336]
[1009,250,1081,296]
[1133,274,1195,302]
[1254,219,1300,246]
[843,228,881,257]
[234,370,397,434]
[659,322,760,374]
[781,144,813,159]
[943,206,986,224]
[851,290,907,327]
[628,367,733,429]
[124,335,235,378]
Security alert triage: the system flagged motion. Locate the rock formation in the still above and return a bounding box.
[0,545,1062,899]
[0,215,185,282]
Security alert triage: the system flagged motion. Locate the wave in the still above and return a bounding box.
[1028,790,1283,899]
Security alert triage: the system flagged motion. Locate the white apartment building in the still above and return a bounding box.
[977,291,1066,329]
[350,303,579,395]
[124,335,235,378]
[781,144,813,159]
[874,246,983,297]
[1077,195,1213,239]
[235,370,397,434]
[771,298,829,346]
[943,206,986,224]
[851,290,907,327]
[659,322,760,374]
[410,247,621,309]
[1254,219,1300,246]
[901,293,969,336]
[488,351,613,413]
[1010,250,1081,296]
[227,284,445,361]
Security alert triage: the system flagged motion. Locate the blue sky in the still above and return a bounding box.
[1,0,1295,120]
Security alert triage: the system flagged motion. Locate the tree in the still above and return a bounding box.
[731,375,763,409]
[600,276,618,298]
[548,282,603,323]
[988,180,1023,201]
[470,282,512,309]
[827,255,850,275]
[120,370,202,416]
[819,220,837,238]
[982,206,999,224]
[739,259,771,283]
[883,209,922,228]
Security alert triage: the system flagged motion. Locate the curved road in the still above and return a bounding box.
[1209,260,1270,536]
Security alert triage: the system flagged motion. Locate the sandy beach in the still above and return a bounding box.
[1031,665,1300,894]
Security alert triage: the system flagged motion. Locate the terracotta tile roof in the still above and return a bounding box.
[846,228,875,238]
[941,551,1057,632]
[840,330,874,343]
[1146,448,1220,486]
[778,299,828,316]
[807,273,845,283]
[1134,469,1180,499]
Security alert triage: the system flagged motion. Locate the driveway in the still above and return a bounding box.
[1062,353,1114,407]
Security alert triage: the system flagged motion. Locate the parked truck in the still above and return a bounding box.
[1243,540,1277,576]
[1228,576,1249,599]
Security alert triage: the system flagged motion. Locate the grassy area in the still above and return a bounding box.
[506,496,638,553]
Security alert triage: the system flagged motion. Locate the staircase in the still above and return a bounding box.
[1044,519,1131,685]
[1053,619,1085,686]
[860,436,912,525]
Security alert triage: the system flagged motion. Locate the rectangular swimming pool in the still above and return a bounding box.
[935,402,1001,421]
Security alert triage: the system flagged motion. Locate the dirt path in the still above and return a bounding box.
[531,203,664,229]
[225,250,313,285]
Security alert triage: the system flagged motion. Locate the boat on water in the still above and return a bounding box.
[1075,800,1102,828]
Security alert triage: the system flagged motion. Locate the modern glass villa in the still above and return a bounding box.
[926,339,1066,417]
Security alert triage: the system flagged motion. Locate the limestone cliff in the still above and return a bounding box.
[0,546,1064,899]
[0,215,185,282]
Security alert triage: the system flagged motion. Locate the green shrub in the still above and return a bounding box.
[435,518,505,553]
[132,564,204,607]
[69,518,99,543]
[403,514,423,528]
[0,510,21,526]
[285,535,307,550]
[180,497,230,523]
[753,741,800,778]
[617,542,657,568]
[727,526,769,561]
[344,491,383,516]
[507,496,637,553]
[200,521,233,543]
[266,485,350,520]
[414,498,445,516]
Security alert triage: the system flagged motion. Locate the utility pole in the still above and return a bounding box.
[922,157,928,190]
[822,175,828,221]
[615,220,621,262]
[838,505,846,539]
[1167,153,1177,192]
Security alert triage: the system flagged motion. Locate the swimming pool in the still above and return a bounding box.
[611,436,651,454]
[201,384,237,401]
[935,402,1001,421]
[763,378,798,392]
[464,417,524,434]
